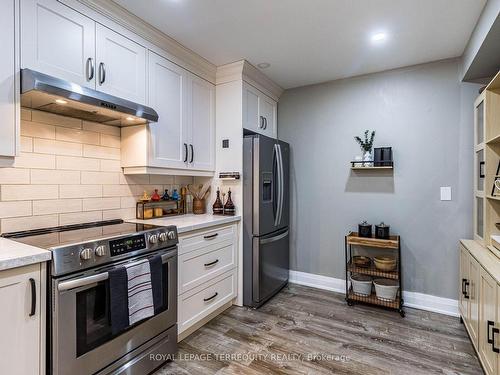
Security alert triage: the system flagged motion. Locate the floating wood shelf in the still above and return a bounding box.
[346,232,399,249]
[486,133,500,145]
[351,166,393,170]
[348,290,400,309]
[487,195,500,201]
[347,262,399,279]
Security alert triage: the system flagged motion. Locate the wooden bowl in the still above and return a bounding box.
[352,255,371,268]
[373,256,396,271]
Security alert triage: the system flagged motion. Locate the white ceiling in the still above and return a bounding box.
[114,0,486,89]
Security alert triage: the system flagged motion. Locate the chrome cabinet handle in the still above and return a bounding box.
[99,62,106,85]
[263,117,267,129]
[203,292,218,302]
[259,116,264,129]
[204,259,219,267]
[190,144,194,163]
[184,143,188,162]
[493,327,500,353]
[29,278,36,317]
[204,233,218,240]
[86,58,94,81]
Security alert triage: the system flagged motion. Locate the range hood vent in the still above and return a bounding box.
[20,69,158,126]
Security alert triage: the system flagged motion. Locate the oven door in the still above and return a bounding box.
[52,247,177,375]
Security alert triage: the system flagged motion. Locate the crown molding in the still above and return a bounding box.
[68,0,216,83]
[216,60,283,101]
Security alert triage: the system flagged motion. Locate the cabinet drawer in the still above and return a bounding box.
[179,224,236,255]
[178,270,236,333]
[179,241,236,294]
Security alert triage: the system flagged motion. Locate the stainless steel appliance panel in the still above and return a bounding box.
[53,247,177,375]
[252,228,289,304]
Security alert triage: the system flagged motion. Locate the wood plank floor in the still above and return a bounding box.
[155,284,483,374]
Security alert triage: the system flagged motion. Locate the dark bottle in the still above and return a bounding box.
[161,189,170,201]
[212,187,224,215]
[223,188,235,216]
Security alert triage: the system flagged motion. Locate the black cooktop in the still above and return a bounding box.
[1,219,163,249]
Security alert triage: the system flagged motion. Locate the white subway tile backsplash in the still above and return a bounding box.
[82,197,121,211]
[56,127,100,145]
[83,144,120,160]
[100,159,121,172]
[60,185,102,199]
[0,201,32,218]
[14,152,56,169]
[33,199,82,215]
[59,211,102,226]
[32,110,82,129]
[0,110,195,232]
[34,138,83,156]
[56,156,100,171]
[1,214,59,233]
[21,137,33,152]
[81,171,120,185]
[83,121,120,136]
[100,134,121,148]
[20,121,55,139]
[31,170,80,185]
[0,168,30,184]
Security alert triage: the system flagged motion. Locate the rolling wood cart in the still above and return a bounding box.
[344,232,404,317]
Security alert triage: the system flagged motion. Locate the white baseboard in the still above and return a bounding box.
[289,270,459,317]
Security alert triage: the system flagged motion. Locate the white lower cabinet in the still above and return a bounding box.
[0,263,44,375]
[177,224,238,336]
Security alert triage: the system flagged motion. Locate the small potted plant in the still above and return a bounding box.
[354,130,375,166]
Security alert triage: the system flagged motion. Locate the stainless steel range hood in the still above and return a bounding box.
[20,69,158,126]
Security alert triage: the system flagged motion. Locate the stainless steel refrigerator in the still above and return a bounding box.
[243,133,289,308]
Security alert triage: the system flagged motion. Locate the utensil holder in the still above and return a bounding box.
[193,198,206,214]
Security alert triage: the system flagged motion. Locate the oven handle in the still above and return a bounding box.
[57,249,177,292]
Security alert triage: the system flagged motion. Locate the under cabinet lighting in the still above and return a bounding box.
[55,99,67,104]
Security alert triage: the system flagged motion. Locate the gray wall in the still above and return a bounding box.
[278,59,481,299]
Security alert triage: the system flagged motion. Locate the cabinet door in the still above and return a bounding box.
[21,0,95,87]
[188,74,215,171]
[469,255,480,347]
[148,52,188,169]
[459,245,469,317]
[479,268,497,375]
[0,0,17,158]
[95,24,146,104]
[259,94,277,138]
[243,83,260,133]
[0,264,41,375]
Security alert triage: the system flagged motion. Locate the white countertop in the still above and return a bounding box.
[129,214,241,234]
[0,237,51,271]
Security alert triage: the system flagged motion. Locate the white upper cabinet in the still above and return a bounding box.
[243,82,277,138]
[148,52,188,169]
[95,24,146,104]
[122,51,215,176]
[189,74,215,171]
[0,0,18,160]
[21,0,96,88]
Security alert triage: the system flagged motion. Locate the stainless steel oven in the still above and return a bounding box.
[2,220,178,375]
[53,247,177,375]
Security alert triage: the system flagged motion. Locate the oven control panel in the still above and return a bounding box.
[110,234,146,256]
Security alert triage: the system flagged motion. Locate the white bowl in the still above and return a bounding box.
[351,274,373,296]
[374,278,399,301]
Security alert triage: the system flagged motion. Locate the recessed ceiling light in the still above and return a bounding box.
[55,99,67,105]
[371,32,387,42]
[257,62,271,69]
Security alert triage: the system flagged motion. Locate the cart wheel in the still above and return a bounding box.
[347,300,354,307]
[399,309,405,318]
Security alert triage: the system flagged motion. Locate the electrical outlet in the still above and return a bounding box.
[440,187,451,201]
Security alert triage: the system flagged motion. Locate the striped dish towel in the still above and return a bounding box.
[124,258,155,325]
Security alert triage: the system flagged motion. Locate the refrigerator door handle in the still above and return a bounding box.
[260,230,289,244]
[277,144,284,226]
[273,144,281,227]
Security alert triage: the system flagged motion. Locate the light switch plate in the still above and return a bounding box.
[440,186,452,201]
